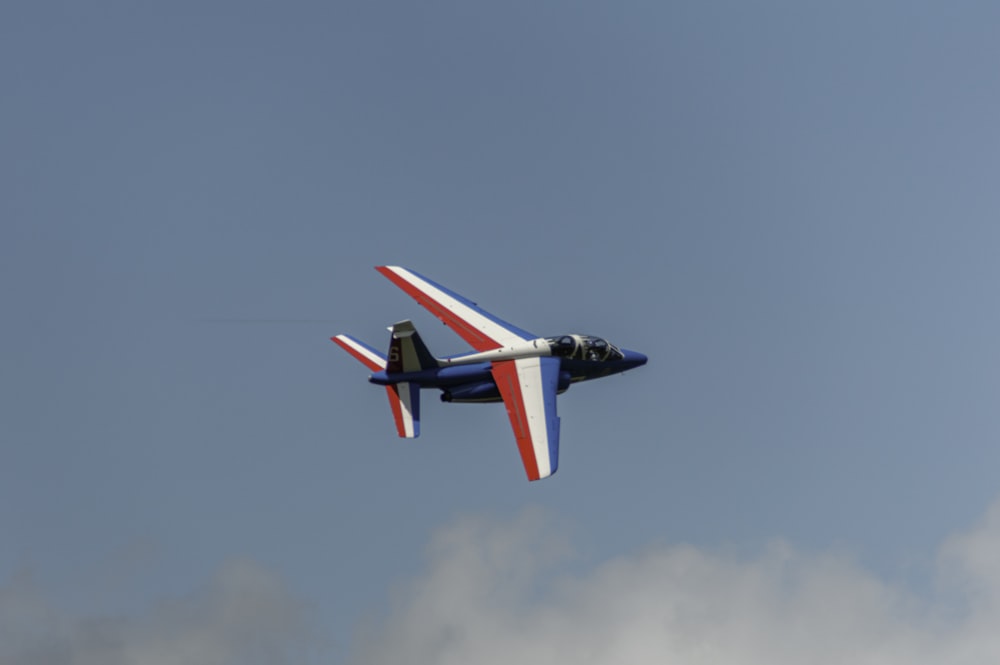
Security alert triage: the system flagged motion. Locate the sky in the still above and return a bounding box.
[2,1,999,663]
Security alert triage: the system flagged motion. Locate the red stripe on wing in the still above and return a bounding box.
[491,360,542,481]
[375,266,500,352]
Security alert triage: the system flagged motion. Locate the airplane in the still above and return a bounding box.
[332,266,648,481]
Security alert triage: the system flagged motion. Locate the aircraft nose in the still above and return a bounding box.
[622,349,648,369]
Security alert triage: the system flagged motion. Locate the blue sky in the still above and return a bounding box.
[3,2,1000,662]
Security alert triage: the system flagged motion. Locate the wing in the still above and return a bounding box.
[376,266,535,352]
[491,356,561,481]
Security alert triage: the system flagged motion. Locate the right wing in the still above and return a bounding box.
[491,356,561,481]
[376,266,535,352]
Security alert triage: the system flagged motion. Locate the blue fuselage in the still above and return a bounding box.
[368,348,648,403]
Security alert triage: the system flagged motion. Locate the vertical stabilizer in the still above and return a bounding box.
[387,320,438,373]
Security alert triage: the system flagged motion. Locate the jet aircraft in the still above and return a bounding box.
[332,266,647,481]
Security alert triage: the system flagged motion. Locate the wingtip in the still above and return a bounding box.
[527,468,556,482]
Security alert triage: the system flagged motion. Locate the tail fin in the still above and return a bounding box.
[387,320,438,373]
[331,332,421,439]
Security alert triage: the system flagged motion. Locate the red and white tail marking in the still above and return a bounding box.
[386,382,418,438]
[331,335,385,372]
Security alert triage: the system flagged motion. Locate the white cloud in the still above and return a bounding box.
[0,559,319,665]
[8,503,1000,665]
[351,501,1000,665]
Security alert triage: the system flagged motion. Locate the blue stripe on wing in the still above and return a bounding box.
[539,356,561,475]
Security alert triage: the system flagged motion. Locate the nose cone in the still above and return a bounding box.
[621,349,648,370]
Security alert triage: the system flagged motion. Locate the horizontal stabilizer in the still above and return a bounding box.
[334,334,421,438]
[386,381,420,438]
[332,335,386,371]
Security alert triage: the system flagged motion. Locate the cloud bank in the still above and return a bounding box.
[0,559,318,665]
[6,504,1000,665]
[352,503,1000,665]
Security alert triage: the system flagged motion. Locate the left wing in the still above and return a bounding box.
[491,356,561,481]
[376,266,535,352]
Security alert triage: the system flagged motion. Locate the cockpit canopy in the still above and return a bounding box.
[546,334,625,362]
